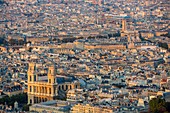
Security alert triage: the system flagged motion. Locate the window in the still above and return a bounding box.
[50,69,52,74]
[76,85,78,88]
[30,99,32,104]
[42,87,44,93]
[33,86,36,92]
[49,88,51,94]
[49,79,51,83]
[30,76,32,82]
[59,86,61,90]
[30,86,32,92]
[45,98,47,101]
[34,97,37,103]
[66,85,68,90]
[34,75,36,81]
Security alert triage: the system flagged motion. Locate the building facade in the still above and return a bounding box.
[27,63,80,104]
[71,103,113,113]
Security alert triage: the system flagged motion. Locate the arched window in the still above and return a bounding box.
[30,76,32,82]
[33,86,36,92]
[30,86,32,92]
[45,98,47,101]
[49,88,51,94]
[34,75,36,81]
[59,86,61,90]
[39,98,41,102]
[42,87,44,93]
[75,85,78,88]
[66,85,68,90]
[34,97,36,103]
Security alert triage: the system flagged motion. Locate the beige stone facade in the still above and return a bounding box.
[27,63,80,104]
[71,103,113,113]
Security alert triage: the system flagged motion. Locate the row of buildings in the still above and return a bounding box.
[0,0,169,112]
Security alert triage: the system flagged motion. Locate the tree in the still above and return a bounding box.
[78,37,84,39]
[165,102,170,112]
[0,93,27,107]
[22,104,31,111]
[8,39,17,45]
[158,42,168,50]
[112,31,120,37]
[149,96,170,113]
[88,36,95,39]
[0,35,7,46]
[161,33,170,38]
[18,39,25,45]
[52,38,57,41]
[8,39,25,46]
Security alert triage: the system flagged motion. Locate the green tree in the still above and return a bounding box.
[165,102,170,112]
[158,42,168,50]
[0,93,27,107]
[149,96,169,113]
[18,39,25,45]
[0,35,7,46]
[161,33,170,38]
[88,36,95,39]
[9,39,17,45]
[22,104,31,111]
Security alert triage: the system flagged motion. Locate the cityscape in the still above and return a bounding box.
[0,0,170,113]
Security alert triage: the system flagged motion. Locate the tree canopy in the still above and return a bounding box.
[158,42,168,50]
[0,93,27,107]
[0,35,7,46]
[149,96,170,113]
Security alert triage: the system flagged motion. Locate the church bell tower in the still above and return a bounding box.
[48,65,56,84]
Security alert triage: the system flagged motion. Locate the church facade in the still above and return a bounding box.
[27,63,80,104]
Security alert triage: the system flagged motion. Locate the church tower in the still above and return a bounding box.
[122,19,127,32]
[28,63,37,83]
[48,65,56,84]
[27,63,37,104]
